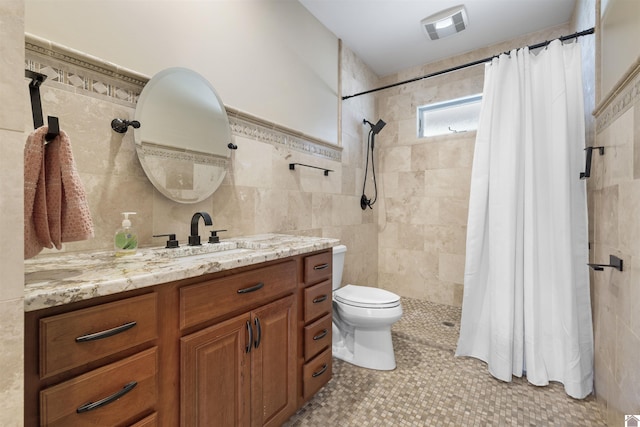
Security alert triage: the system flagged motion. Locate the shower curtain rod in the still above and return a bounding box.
[342,27,595,100]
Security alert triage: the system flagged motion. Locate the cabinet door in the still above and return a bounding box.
[250,295,296,427]
[181,313,251,427]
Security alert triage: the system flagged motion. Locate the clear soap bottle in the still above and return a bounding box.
[114,212,138,256]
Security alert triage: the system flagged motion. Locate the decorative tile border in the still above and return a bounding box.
[226,108,342,161]
[594,58,640,132]
[25,34,146,107]
[24,33,342,162]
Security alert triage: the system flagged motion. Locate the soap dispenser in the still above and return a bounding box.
[115,212,138,256]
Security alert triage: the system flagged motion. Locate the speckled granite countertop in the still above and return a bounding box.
[24,234,339,312]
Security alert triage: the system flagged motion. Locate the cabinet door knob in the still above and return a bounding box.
[76,381,137,413]
[75,321,137,343]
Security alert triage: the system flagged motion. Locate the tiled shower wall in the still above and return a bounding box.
[24,35,379,289]
[374,24,572,306]
[590,55,640,426]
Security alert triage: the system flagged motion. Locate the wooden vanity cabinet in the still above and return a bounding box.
[25,249,333,427]
[25,293,160,426]
[179,260,297,427]
[297,250,333,405]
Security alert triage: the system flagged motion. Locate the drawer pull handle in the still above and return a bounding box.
[75,321,137,343]
[313,329,328,341]
[312,363,328,378]
[312,295,328,304]
[313,263,329,271]
[237,282,264,294]
[254,317,262,349]
[76,381,137,413]
[246,321,253,353]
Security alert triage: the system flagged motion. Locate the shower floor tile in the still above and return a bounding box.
[284,298,605,427]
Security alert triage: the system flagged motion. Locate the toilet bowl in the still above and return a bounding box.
[331,245,402,370]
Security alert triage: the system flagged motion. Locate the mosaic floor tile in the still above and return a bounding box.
[284,298,606,426]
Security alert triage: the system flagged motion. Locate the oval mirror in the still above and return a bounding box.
[134,67,232,203]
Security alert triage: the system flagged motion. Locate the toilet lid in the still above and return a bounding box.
[334,285,401,309]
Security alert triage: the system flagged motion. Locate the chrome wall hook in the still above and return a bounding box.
[588,254,623,271]
[111,118,141,134]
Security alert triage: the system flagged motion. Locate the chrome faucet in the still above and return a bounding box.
[188,212,213,246]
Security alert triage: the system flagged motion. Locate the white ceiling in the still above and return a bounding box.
[298,0,577,77]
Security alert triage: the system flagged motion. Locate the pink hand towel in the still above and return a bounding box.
[24,126,50,258]
[24,126,94,259]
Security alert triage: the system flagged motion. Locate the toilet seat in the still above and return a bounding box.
[334,284,400,309]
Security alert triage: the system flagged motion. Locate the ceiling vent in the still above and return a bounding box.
[421,5,468,40]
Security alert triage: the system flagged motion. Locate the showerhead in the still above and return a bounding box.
[363,118,386,135]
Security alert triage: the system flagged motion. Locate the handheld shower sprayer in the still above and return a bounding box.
[363,119,386,135]
[361,118,386,210]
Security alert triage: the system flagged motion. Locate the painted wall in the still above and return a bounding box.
[25,0,339,144]
[590,0,640,422]
[599,0,640,96]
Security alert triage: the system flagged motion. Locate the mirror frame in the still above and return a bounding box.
[134,67,232,203]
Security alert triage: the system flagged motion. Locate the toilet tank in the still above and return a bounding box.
[332,245,347,291]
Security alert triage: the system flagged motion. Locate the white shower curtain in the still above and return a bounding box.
[455,40,593,399]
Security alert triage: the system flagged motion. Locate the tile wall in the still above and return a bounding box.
[590,58,640,425]
[0,0,25,423]
[374,24,572,306]
[23,36,379,290]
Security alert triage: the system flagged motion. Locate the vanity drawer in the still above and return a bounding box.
[39,293,158,379]
[180,260,296,330]
[304,313,332,361]
[130,412,158,427]
[304,251,332,285]
[302,347,332,401]
[40,347,158,427]
[303,279,332,323]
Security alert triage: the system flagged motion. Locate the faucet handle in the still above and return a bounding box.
[153,233,180,248]
[209,229,227,244]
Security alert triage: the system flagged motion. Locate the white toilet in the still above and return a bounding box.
[331,245,403,370]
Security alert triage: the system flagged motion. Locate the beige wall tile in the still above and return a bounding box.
[411,143,440,171]
[423,225,467,255]
[600,108,634,187]
[592,41,639,419]
[438,253,465,284]
[424,168,471,199]
[1,2,24,421]
[594,185,619,248]
[0,130,25,300]
[0,298,24,425]
[614,320,640,414]
[380,145,412,172]
[618,175,640,257]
